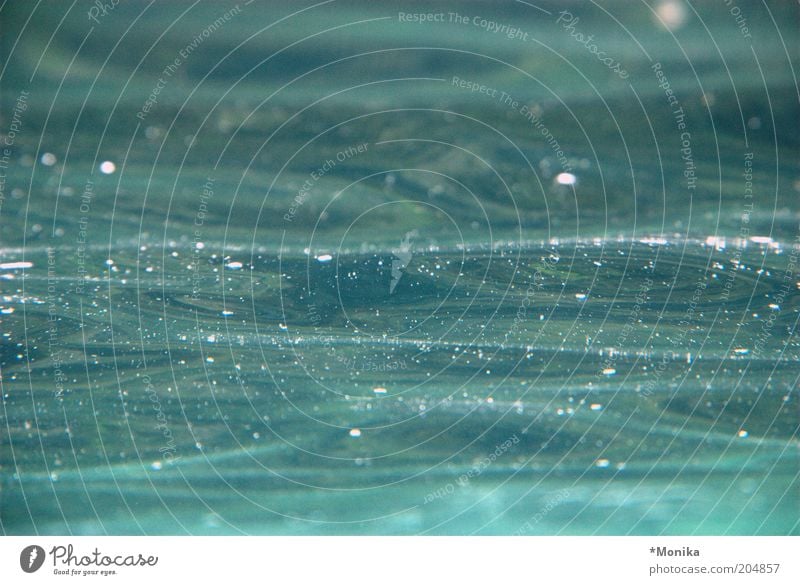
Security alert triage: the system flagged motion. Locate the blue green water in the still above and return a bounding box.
[1,0,798,535]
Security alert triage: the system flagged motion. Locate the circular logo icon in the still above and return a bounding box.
[20,545,45,573]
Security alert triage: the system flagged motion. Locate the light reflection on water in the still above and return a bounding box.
[0,0,798,534]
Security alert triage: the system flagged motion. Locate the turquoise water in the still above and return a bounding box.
[1,0,798,535]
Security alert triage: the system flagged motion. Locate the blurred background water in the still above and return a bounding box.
[1,0,798,535]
